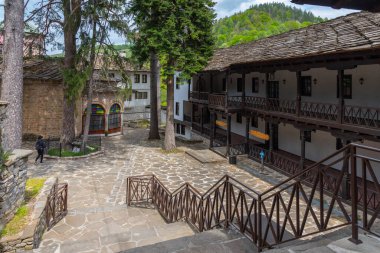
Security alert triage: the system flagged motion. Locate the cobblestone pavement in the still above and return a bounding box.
[25,128,369,253]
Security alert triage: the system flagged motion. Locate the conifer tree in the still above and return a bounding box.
[130,0,216,150]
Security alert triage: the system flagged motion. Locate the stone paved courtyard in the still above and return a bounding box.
[24,128,377,253]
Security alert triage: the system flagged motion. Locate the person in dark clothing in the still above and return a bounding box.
[35,136,46,163]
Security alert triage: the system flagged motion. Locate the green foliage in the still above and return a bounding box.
[129,0,216,80]
[0,147,12,172]
[0,205,29,237]
[62,68,90,102]
[214,3,326,48]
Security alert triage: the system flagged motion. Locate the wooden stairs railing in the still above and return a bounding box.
[126,143,380,251]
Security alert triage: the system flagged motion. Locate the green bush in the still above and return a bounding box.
[0,147,11,173]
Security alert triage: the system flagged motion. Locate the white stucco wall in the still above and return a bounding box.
[174,72,192,122]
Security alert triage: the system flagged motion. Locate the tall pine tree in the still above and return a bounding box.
[130,0,216,150]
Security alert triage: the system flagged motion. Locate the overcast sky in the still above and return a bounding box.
[0,0,356,53]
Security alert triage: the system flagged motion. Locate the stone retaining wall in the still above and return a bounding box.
[0,177,58,253]
[0,150,33,229]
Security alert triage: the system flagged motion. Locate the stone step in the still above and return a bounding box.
[121,229,255,253]
[34,215,195,253]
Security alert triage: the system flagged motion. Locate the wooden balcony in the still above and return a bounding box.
[245,96,380,137]
[208,94,244,111]
[190,91,209,103]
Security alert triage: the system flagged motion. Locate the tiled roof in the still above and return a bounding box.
[204,12,380,72]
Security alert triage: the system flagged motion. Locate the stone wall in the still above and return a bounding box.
[22,79,64,139]
[0,102,8,147]
[0,150,33,230]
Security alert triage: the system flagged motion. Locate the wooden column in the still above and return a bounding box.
[341,138,351,199]
[210,112,215,148]
[300,130,306,172]
[242,72,246,107]
[210,73,214,94]
[227,114,232,156]
[245,116,250,154]
[201,107,204,134]
[198,75,202,100]
[296,71,302,117]
[265,73,270,98]
[269,123,274,162]
[338,69,345,124]
[225,71,230,108]
[188,78,191,101]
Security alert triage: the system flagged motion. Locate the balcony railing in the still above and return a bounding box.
[209,94,226,108]
[184,114,191,123]
[190,91,209,101]
[244,97,380,131]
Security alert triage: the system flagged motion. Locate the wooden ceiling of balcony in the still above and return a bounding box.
[291,0,380,12]
[204,12,380,73]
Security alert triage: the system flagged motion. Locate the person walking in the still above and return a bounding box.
[35,136,46,163]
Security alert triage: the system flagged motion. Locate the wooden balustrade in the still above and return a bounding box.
[209,94,226,108]
[127,143,380,251]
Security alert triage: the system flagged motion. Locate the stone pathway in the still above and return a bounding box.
[24,128,378,252]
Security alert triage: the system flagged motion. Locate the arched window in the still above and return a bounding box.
[83,104,106,134]
[108,103,122,133]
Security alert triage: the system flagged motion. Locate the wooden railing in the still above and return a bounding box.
[127,143,380,251]
[301,101,338,121]
[209,94,226,108]
[184,114,191,123]
[33,179,68,248]
[190,91,209,101]
[227,96,244,108]
[344,105,380,128]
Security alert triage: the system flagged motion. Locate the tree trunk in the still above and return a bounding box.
[61,0,81,147]
[1,0,24,150]
[164,75,176,151]
[157,63,161,126]
[81,17,97,151]
[148,51,160,140]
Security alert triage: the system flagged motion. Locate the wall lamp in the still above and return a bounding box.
[283,79,286,85]
[313,78,317,85]
[359,77,364,85]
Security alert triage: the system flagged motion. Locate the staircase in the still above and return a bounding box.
[127,143,380,252]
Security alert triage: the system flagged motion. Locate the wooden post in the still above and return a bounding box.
[198,75,202,100]
[225,71,230,108]
[210,112,215,148]
[296,71,302,117]
[245,116,250,154]
[269,123,274,163]
[342,139,351,200]
[338,69,345,124]
[201,107,204,134]
[242,72,246,107]
[300,130,306,172]
[227,114,232,156]
[349,145,362,244]
[210,73,214,94]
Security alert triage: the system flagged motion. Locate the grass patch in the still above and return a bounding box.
[47,146,99,157]
[0,178,46,238]
[25,178,46,202]
[0,205,29,237]
[159,148,184,154]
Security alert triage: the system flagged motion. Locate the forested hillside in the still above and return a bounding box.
[214,3,326,48]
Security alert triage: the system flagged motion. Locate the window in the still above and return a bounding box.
[222,78,226,92]
[237,78,243,92]
[175,102,179,115]
[127,94,132,101]
[176,77,180,89]
[142,74,148,83]
[134,74,140,83]
[108,72,115,78]
[301,76,312,97]
[252,78,259,93]
[300,130,312,143]
[251,116,258,128]
[181,125,186,135]
[176,124,181,134]
[236,113,242,124]
[136,92,148,99]
[337,75,352,99]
